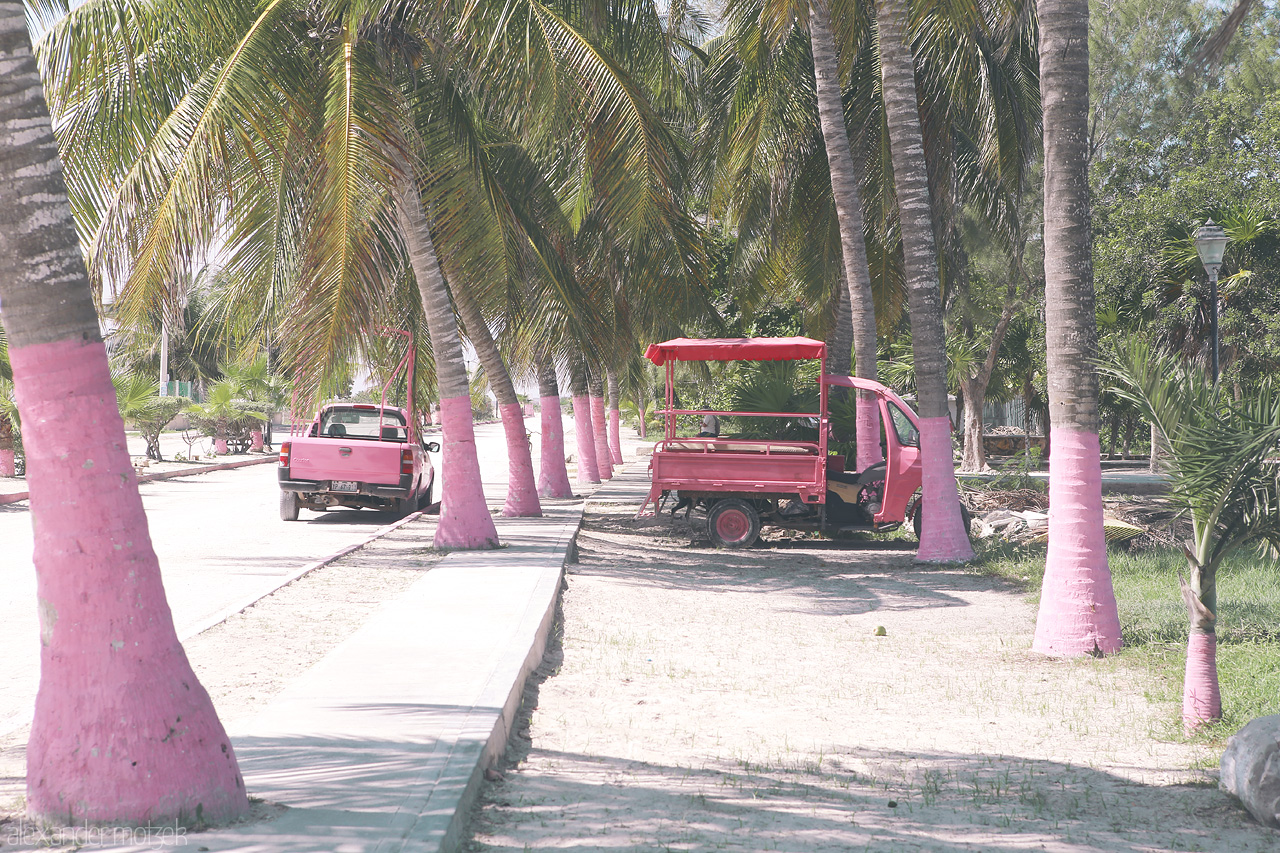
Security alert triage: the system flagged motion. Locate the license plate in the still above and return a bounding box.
[331,480,359,493]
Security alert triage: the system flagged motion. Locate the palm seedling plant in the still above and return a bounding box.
[1103,338,1280,731]
[111,369,189,461]
[185,380,266,455]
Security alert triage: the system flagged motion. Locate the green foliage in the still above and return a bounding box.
[0,377,21,466]
[185,381,266,451]
[222,353,289,409]
[722,360,819,439]
[1102,338,1280,623]
[111,369,188,461]
[1094,78,1280,385]
[976,540,1280,739]
[470,371,494,421]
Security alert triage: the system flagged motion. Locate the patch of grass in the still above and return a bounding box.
[971,540,1280,739]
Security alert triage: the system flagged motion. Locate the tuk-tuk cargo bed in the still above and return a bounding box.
[640,440,826,515]
[658,439,818,454]
[636,337,929,547]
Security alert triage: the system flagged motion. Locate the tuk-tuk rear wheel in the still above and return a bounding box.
[707,499,761,548]
[911,497,972,540]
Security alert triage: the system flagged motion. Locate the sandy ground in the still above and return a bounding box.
[464,498,1278,852]
[0,515,441,820]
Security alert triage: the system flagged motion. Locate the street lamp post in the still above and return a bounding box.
[1193,220,1230,383]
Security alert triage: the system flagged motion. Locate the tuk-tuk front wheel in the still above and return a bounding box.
[911,497,972,540]
[707,499,761,548]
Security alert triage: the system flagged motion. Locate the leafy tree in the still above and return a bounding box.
[111,369,188,461]
[876,0,974,561]
[185,380,266,455]
[1104,339,1280,730]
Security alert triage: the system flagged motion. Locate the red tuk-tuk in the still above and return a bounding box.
[637,336,954,548]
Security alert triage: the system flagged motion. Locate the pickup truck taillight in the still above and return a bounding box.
[280,441,291,468]
[401,447,414,475]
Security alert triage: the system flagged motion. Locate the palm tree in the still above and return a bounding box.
[607,365,624,465]
[1031,0,1122,655]
[569,356,600,484]
[807,0,883,470]
[36,0,689,546]
[588,363,614,480]
[452,285,541,517]
[707,0,1036,489]
[184,379,266,455]
[0,1,246,824]
[391,155,501,548]
[0,377,20,477]
[222,353,288,450]
[536,353,574,498]
[875,0,973,561]
[111,369,187,461]
[1104,340,1280,729]
[707,0,882,470]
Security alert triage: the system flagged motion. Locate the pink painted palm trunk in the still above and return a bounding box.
[608,407,623,465]
[538,396,573,498]
[250,429,264,452]
[17,340,248,825]
[498,402,541,517]
[572,395,600,484]
[0,448,14,477]
[590,395,613,480]
[435,395,499,549]
[855,393,883,472]
[1033,428,1122,656]
[1182,630,1221,732]
[915,416,975,563]
[214,438,228,455]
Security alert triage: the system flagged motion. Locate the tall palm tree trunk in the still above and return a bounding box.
[451,286,540,517]
[606,366,624,465]
[536,354,574,498]
[393,175,498,549]
[826,278,854,377]
[0,7,248,824]
[588,365,614,480]
[569,357,600,484]
[809,0,882,473]
[876,0,973,562]
[1031,0,1121,656]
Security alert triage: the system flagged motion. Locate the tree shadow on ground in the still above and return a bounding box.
[573,511,984,617]
[471,596,1267,853]
[469,743,1260,853]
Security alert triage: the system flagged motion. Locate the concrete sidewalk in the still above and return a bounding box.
[50,466,649,853]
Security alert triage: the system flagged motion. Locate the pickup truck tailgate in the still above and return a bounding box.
[289,437,403,485]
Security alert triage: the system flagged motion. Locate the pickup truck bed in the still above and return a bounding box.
[277,404,436,520]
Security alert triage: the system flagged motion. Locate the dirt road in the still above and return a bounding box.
[465,494,1274,852]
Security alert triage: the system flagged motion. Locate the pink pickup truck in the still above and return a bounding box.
[277,402,438,521]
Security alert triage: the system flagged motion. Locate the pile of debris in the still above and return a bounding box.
[970,508,1050,544]
[966,488,1154,547]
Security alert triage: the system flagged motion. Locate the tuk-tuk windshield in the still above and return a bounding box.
[888,403,919,448]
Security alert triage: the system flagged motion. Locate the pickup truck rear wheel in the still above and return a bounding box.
[280,490,300,522]
[417,480,433,510]
[707,499,761,548]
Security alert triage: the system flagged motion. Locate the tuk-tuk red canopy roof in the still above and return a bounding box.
[644,337,826,366]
